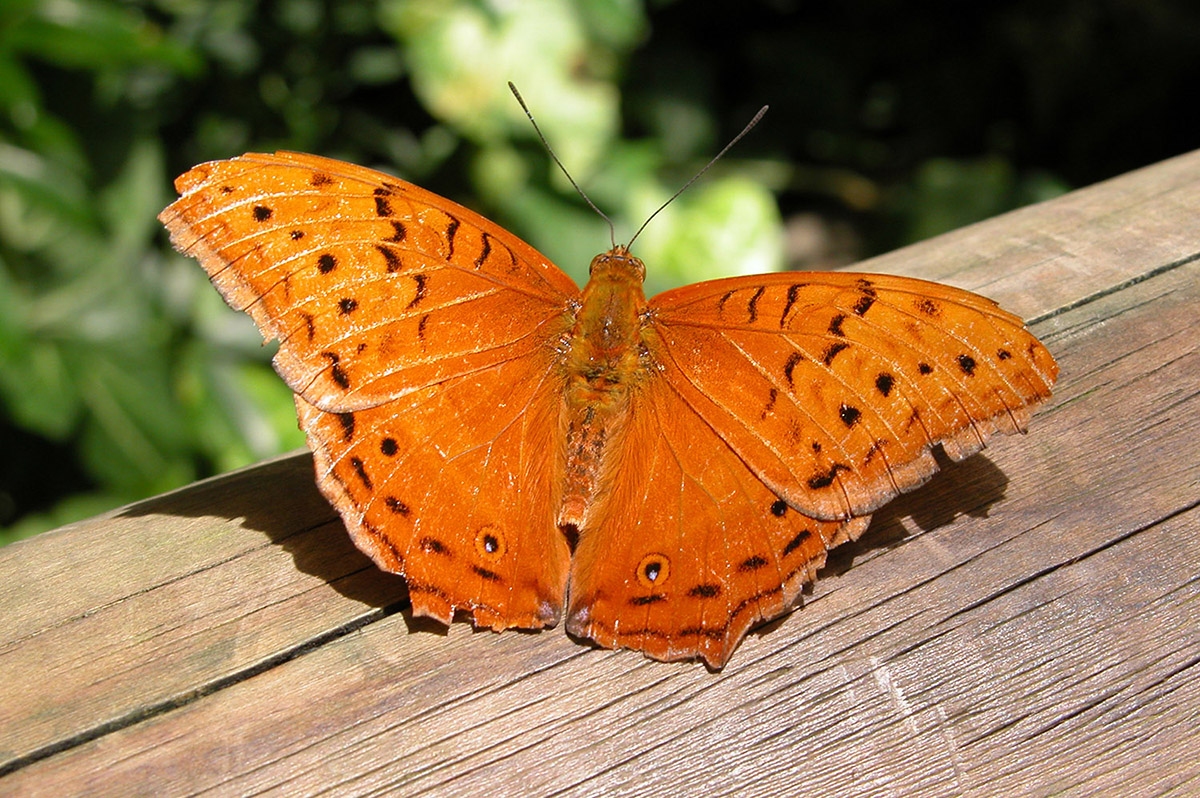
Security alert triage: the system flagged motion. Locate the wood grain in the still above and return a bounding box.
[1,150,1197,797]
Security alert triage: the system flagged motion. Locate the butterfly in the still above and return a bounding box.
[159,151,1057,668]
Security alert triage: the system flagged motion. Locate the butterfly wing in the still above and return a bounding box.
[567,378,869,668]
[647,272,1058,521]
[160,152,579,628]
[159,151,580,411]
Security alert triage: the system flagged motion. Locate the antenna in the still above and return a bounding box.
[509,82,768,251]
[508,82,617,248]
[626,104,768,249]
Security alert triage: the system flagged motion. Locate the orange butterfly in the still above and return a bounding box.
[159,151,1057,667]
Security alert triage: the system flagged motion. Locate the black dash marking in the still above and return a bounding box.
[839,404,861,427]
[252,205,272,221]
[317,253,337,274]
[770,499,788,517]
[717,290,735,314]
[855,278,877,295]
[472,565,502,582]
[781,283,804,327]
[385,221,407,242]
[338,298,358,315]
[311,173,333,186]
[417,314,429,340]
[828,313,847,336]
[784,351,803,389]
[762,387,778,419]
[290,229,304,240]
[219,185,235,194]
[630,594,666,606]
[812,441,822,453]
[747,286,765,323]
[916,298,940,316]
[782,529,812,556]
[918,362,934,375]
[808,463,851,490]
[998,349,1012,360]
[475,231,493,269]
[407,274,427,309]
[852,293,875,316]
[420,537,449,555]
[300,311,316,342]
[373,186,394,217]
[876,373,894,396]
[957,354,977,375]
[445,217,460,258]
[385,496,410,516]
[350,456,372,490]
[864,439,886,465]
[822,342,850,366]
[322,351,350,389]
[739,555,769,572]
[336,412,355,442]
[688,584,722,598]
[376,244,402,272]
[380,437,398,456]
[679,626,726,640]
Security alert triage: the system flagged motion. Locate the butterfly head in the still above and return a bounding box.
[588,245,646,284]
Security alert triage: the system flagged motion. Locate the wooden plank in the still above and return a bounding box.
[1,150,1197,794]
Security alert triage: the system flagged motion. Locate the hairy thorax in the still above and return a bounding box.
[557,247,650,530]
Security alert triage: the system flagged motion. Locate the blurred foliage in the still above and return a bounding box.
[1,0,1196,543]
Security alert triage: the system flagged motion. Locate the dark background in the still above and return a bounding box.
[1,0,1196,543]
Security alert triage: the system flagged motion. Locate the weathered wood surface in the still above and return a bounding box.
[1,150,1198,797]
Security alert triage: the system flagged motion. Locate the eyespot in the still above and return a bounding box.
[474,525,506,560]
[636,553,671,589]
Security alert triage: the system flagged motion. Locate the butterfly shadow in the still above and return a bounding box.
[120,451,411,612]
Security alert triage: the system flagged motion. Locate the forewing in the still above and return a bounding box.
[159,151,580,412]
[648,272,1058,520]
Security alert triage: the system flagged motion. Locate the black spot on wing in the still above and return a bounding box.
[782,529,812,556]
[420,537,450,555]
[310,172,333,186]
[747,286,765,323]
[630,594,666,606]
[385,496,410,515]
[322,351,350,389]
[808,463,851,490]
[784,352,803,390]
[373,186,394,217]
[916,298,940,317]
[822,342,849,366]
[839,404,861,427]
[252,205,272,222]
[852,293,875,316]
[338,298,358,314]
[317,253,337,274]
[739,555,769,572]
[300,311,316,342]
[407,274,427,309]
[336,412,355,442]
[770,499,788,517]
[445,216,460,259]
[957,354,977,375]
[350,456,372,490]
[875,372,894,396]
[918,362,934,375]
[385,220,406,242]
[376,244,402,272]
[380,437,398,456]
[828,313,846,336]
[475,231,493,270]
[688,583,722,598]
[781,283,805,327]
[997,348,1012,360]
[472,565,502,582]
[290,229,304,240]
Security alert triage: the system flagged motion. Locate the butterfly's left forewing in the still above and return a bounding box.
[648,272,1057,521]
